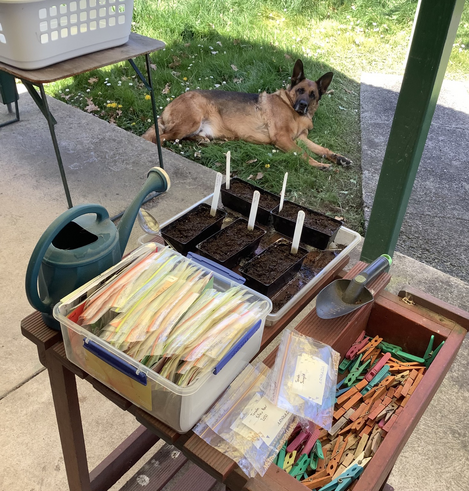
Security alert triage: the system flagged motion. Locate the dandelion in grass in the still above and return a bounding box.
[145,94,151,100]
[107,102,117,108]
[265,164,270,168]
[183,77,188,81]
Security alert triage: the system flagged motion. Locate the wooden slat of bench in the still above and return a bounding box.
[90,426,159,491]
[118,444,187,491]
[169,462,219,491]
[20,310,61,352]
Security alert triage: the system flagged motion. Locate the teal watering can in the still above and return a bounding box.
[25,167,171,330]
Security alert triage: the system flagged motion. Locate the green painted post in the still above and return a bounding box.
[360,0,465,263]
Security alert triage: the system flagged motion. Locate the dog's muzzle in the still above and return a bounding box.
[294,100,309,115]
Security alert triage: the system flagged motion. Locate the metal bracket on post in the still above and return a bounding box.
[360,0,465,262]
[0,70,20,128]
[128,56,164,169]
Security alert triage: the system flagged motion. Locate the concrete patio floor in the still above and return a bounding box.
[0,84,467,491]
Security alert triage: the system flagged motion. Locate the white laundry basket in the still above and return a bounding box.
[0,0,134,70]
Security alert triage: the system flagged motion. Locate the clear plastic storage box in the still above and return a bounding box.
[53,243,272,433]
[0,0,134,69]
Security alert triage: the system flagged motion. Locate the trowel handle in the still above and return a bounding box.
[25,204,109,313]
[342,254,392,304]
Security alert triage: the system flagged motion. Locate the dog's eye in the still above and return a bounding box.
[297,88,305,95]
[309,91,316,99]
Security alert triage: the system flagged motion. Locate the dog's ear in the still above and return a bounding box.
[316,72,334,98]
[291,60,306,88]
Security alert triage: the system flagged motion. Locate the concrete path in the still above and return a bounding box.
[360,74,469,282]
[0,83,468,491]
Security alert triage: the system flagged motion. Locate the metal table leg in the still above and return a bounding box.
[128,55,164,169]
[22,80,74,208]
[0,99,20,128]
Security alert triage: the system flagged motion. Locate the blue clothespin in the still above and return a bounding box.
[318,464,364,491]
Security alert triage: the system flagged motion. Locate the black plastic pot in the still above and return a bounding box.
[160,203,226,255]
[196,218,265,269]
[221,178,280,225]
[272,201,342,250]
[240,240,308,296]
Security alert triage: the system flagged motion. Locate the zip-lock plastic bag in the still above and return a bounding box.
[194,362,298,477]
[264,329,340,430]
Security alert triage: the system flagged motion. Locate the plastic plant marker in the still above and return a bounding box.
[247,190,260,231]
[291,210,305,254]
[210,172,223,216]
[279,172,288,212]
[226,151,231,190]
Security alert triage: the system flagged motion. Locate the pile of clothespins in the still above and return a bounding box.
[273,332,444,490]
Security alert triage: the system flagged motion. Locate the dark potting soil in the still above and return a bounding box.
[276,202,340,235]
[226,180,279,210]
[271,250,341,312]
[163,205,224,242]
[198,220,264,261]
[242,242,306,285]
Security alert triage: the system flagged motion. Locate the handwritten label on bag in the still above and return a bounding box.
[291,354,328,404]
[235,393,291,447]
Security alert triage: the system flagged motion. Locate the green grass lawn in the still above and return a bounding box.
[48,0,469,234]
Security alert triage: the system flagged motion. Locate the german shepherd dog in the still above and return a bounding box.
[142,59,351,169]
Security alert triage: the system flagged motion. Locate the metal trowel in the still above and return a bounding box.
[316,254,392,319]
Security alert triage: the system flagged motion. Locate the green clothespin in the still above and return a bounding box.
[395,350,426,364]
[315,441,324,459]
[424,335,435,360]
[344,357,371,387]
[276,443,287,468]
[290,454,310,479]
[378,341,402,356]
[339,357,353,373]
[425,341,445,367]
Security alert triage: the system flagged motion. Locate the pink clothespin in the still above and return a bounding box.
[301,427,321,455]
[287,430,309,453]
[346,331,367,360]
[365,352,392,381]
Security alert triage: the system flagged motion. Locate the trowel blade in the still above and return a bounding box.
[316,279,374,319]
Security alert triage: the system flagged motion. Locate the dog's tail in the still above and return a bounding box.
[142,119,165,144]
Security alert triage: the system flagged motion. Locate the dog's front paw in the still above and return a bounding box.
[335,154,353,167]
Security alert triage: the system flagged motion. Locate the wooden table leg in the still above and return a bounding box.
[46,351,91,491]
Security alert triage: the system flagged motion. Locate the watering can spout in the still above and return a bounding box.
[117,167,171,254]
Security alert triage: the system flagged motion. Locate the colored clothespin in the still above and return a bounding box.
[276,443,287,468]
[361,365,390,395]
[343,357,371,387]
[290,454,311,479]
[378,341,402,357]
[394,350,426,364]
[339,357,354,373]
[425,341,445,367]
[283,450,296,472]
[365,352,391,381]
[302,428,321,456]
[317,464,365,491]
[287,430,309,453]
[345,331,368,360]
[424,335,435,360]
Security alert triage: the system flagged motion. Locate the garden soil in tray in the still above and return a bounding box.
[161,203,225,254]
[197,219,265,265]
[225,180,279,210]
[241,240,308,295]
[271,249,342,313]
[277,201,339,234]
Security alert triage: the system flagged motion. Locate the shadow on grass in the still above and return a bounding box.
[52,31,365,233]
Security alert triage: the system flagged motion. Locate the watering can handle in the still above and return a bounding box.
[25,204,110,313]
